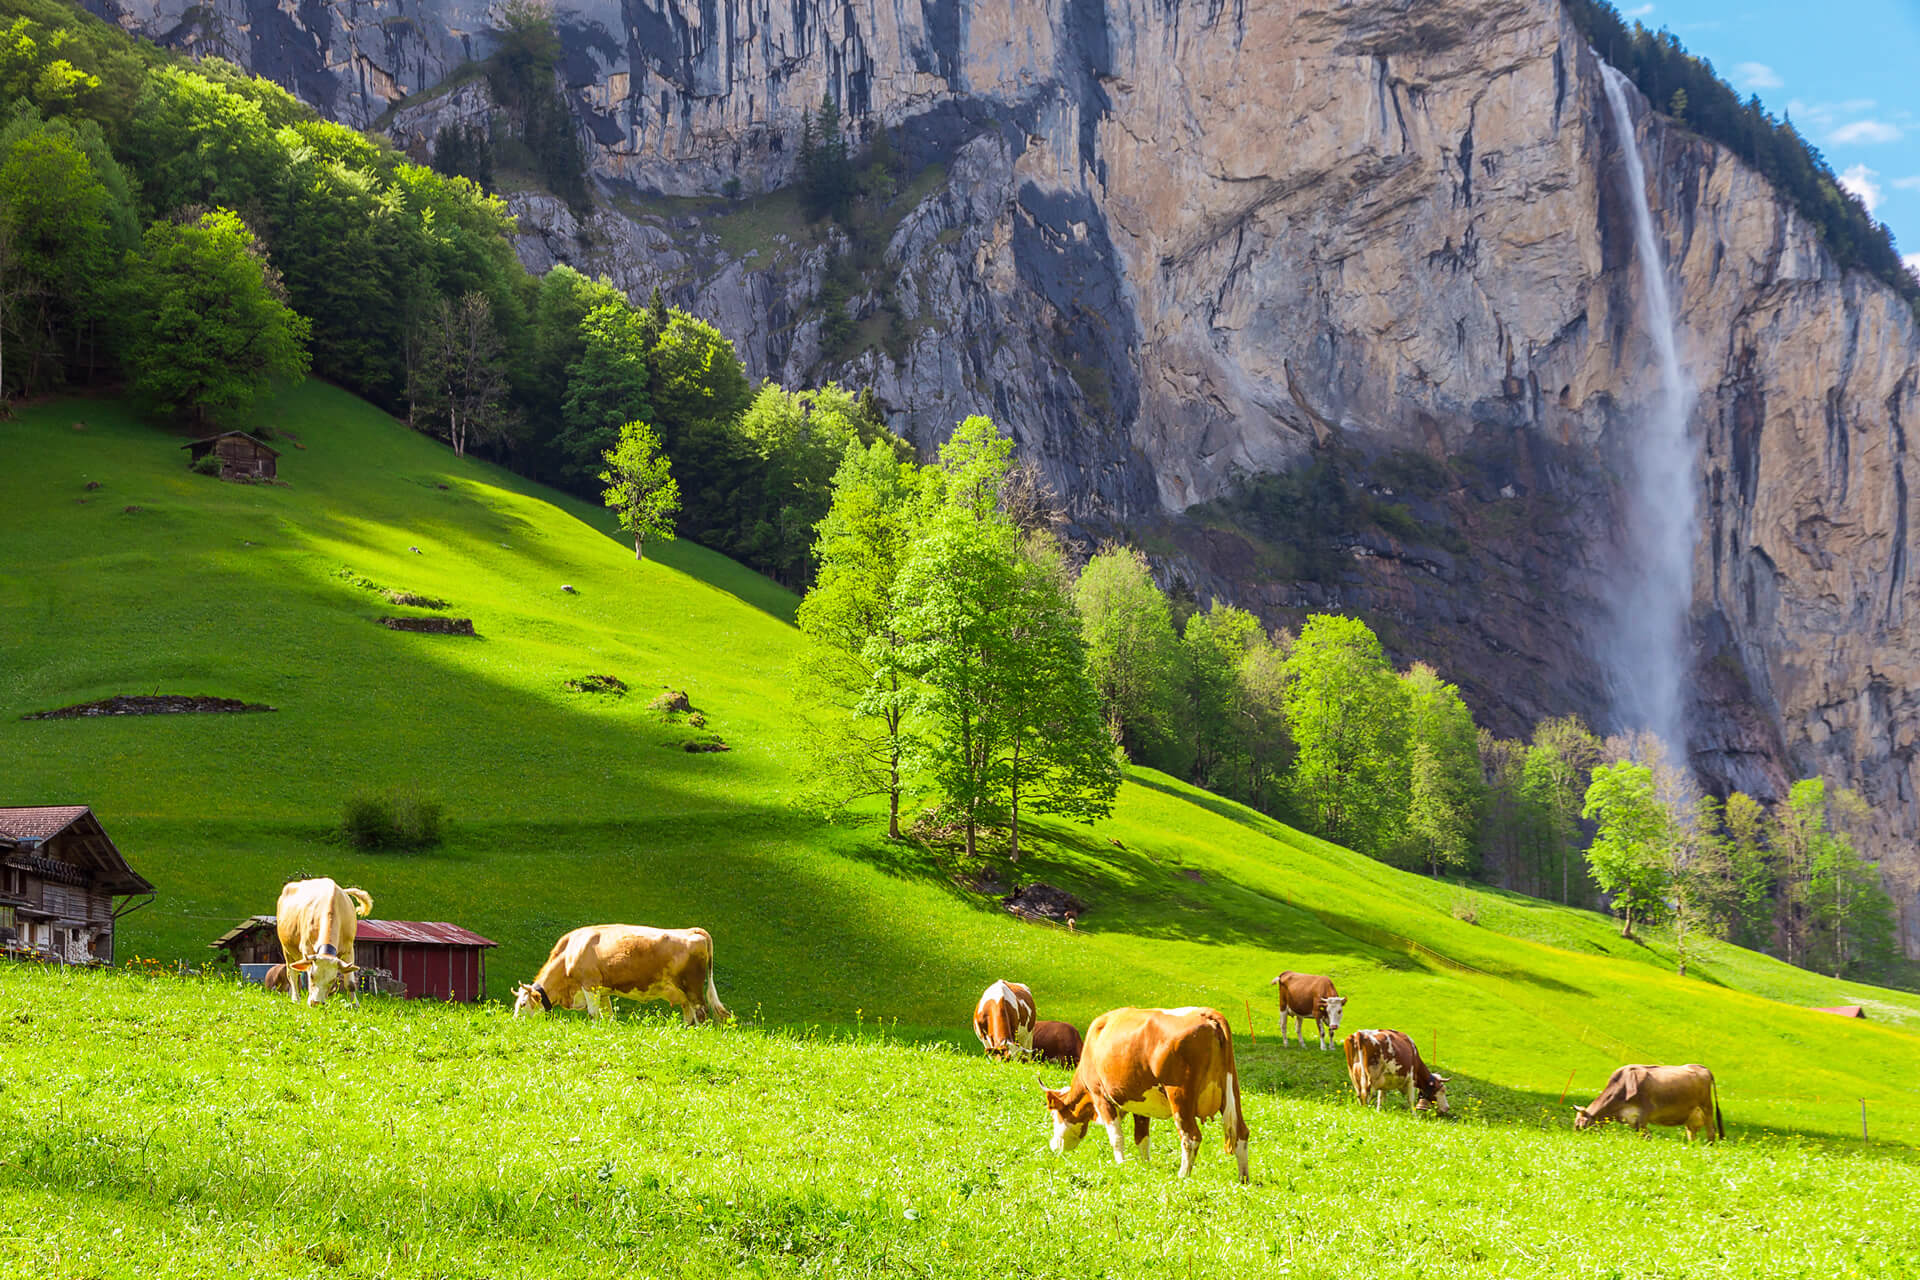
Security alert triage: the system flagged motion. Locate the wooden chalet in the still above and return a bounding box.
[0,806,155,964]
[211,914,499,1002]
[182,431,279,480]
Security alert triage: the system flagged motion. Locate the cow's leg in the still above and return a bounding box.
[1132,1114,1151,1165]
[1317,1016,1329,1051]
[1095,1102,1127,1166]
[1165,1089,1202,1177]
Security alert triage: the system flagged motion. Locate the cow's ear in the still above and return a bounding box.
[289,959,312,972]
[341,963,360,973]
[1622,1072,1641,1101]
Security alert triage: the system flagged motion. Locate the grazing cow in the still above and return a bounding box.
[1343,1029,1451,1115]
[972,980,1037,1061]
[275,878,372,1008]
[1040,1006,1249,1182]
[512,924,729,1024]
[1031,1019,1084,1066]
[262,962,297,996]
[1575,1064,1722,1142]
[1269,971,1346,1050]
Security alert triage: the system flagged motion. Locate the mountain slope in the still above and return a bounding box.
[3,382,1918,1148]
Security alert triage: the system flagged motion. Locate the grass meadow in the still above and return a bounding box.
[2,969,1916,1279]
[4,383,1920,1273]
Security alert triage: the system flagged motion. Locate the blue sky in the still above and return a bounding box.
[1616,0,1920,275]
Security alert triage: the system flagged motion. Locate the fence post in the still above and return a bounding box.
[1244,996,1256,1046]
[1862,1099,1869,1143]
[1558,1068,1578,1105]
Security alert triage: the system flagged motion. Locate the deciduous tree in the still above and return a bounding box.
[794,439,931,837]
[1073,544,1181,761]
[415,291,509,457]
[598,420,679,561]
[1581,761,1671,939]
[117,208,310,425]
[1401,662,1483,877]
[1283,614,1409,856]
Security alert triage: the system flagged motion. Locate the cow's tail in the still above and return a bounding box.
[1211,1010,1249,1151]
[1212,1010,1250,1184]
[697,929,730,1024]
[344,887,373,918]
[1712,1074,1725,1140]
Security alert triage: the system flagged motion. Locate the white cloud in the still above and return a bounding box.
[1839,164,1883,214]
[1830,119,1904,145]
[1733,62,1783,91]
[1785,100,1904,146]
[1892,175,1920,192]
[1623,3,1654,16]
[1906,254,1920,281]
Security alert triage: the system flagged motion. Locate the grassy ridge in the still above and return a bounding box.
[2,970,1916,1279]
[2,383,1919,1165]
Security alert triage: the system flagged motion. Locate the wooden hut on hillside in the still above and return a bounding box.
[210,915,498,1001]
[0,806,155,964]
[182,431,279,480]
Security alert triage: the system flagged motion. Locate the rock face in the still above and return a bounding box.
[88,0,1920,938]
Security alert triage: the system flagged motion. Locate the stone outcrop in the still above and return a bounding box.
[86,0,1920,937]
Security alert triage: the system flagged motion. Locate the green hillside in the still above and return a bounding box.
[4,383,1920,1159]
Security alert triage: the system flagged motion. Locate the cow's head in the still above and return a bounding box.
[1039,1081,1090,1154]
[1418,1074,1451,1117]
[511,982,553,1017]
[288,949,357,1007]
[1572,1106,1597,1131]
[1321,995,1347,1030]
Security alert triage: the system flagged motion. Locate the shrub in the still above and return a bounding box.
[391,791,443,847]
[341,791,396,848]
[342,788,443,849]
[1451,895,1481,926]
[191,452,224,477]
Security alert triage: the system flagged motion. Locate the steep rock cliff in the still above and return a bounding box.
[87,0,1920,930]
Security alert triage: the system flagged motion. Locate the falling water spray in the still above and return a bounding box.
[1598,63,1697,754]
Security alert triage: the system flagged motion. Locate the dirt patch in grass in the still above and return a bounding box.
[1004,882,1086,925]
[564,674,628,695]
[649,688,695,715]
[379,616,476,635]
[24,695,275,720]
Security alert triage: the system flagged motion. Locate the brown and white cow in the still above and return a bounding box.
[972,980,1036,1061]
[1040,1006,1249,1182]
[1343,1029,1450,1115]
[512,924,729,1024]
[262,962,297,997]
[1269,971,1347,1050]
[275,878,372,1008]
[1031,1019,1083,1066]
[1575,1064,1722,1141]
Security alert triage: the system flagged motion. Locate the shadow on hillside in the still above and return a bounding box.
[940,823,1391,959]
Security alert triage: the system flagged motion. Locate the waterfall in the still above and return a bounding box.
[1599,63,1697,754]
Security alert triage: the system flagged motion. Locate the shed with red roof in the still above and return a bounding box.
[210,913,498,1001]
